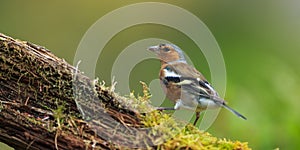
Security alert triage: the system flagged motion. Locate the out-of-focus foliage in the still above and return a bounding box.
[1,1,299,149]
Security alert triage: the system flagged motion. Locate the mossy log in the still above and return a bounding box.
[0,33,250,150]
[0,33,155,149]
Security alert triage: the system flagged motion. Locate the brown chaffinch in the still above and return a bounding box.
[148,43,246,125]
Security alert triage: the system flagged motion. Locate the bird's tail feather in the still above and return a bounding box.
[222,104,247,120]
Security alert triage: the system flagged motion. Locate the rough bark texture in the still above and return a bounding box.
[0,33,154,149]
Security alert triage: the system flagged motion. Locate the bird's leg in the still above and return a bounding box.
[193,112,201,125]
[155,107,176,111]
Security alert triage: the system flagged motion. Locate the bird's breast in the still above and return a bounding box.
[160,79,181,102]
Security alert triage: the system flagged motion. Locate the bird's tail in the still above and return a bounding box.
[222,103,247,120]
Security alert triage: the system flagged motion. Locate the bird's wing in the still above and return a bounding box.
[161,62,225,103]
[160,62,247,120]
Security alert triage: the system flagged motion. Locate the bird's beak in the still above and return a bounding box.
[147,45,159,53]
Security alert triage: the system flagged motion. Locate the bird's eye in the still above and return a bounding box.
[159,44,165,48]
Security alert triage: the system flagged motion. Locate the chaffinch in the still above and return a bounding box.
[148,43,246,125]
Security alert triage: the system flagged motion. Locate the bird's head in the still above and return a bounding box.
[148,43,186,64]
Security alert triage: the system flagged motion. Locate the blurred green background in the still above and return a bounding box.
[1,1,300,149]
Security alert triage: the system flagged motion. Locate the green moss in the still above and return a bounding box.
[52,101,66,128]
[25,117,43,126]
[141,110,250,150]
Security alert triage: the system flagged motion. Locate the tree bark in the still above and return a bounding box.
[0,33,155,149]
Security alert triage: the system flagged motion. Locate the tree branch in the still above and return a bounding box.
[0,33,152,149]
